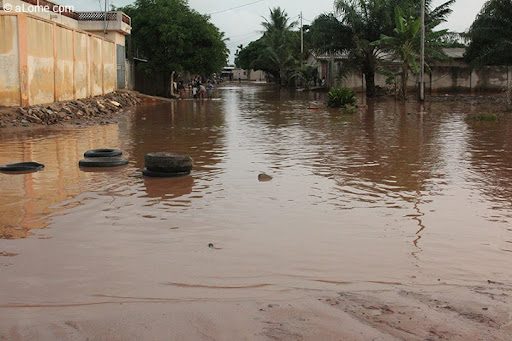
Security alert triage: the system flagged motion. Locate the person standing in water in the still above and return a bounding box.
[206,81,214,99]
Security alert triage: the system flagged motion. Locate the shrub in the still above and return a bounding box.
[327,87,356,108]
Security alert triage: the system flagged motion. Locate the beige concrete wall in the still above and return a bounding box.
[0,15,20,106]
[55,25,74,101]
[103,39,115,93]
[74,31,88,99]
[88,30,126,46]
[27,16,54,105]
[89,35,103,96]
[0,13,117,106]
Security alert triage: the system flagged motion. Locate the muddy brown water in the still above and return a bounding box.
[1,84,512,339]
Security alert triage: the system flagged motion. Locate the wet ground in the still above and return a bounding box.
[1,84,512,340]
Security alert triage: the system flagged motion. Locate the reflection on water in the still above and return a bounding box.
[1,84,512,286]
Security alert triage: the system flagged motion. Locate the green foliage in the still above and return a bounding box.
[329,0,454,97]
[289,65,319,89]
[327,87,357,108]
[374,8,421,99]
[465,0,512,66]
[121,0,228,77]
[235,7,300,86]
[307,14,353,53]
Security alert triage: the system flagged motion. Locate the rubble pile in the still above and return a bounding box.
[0,91,143,128]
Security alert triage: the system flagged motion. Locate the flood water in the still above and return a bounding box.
[1,84,512,337]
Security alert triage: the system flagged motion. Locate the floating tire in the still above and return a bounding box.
[0,162,44,173]
[144,152,193,173]
[84,148,122,158]
[142,168,191,178]
[79,157,129,168]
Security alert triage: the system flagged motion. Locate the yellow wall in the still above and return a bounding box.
[103,40,116,93]
[0,15,21,106]
[27,17,55,105]
[0,13,117,107]
[89,36,103,96]
[74,31,88,99]
[55,25,74,101]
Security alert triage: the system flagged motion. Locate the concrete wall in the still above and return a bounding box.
[103,39,115,93]
[318,60,512,94]
[0,12,117,107]
[0,15,20,106]
[26,16,54,104]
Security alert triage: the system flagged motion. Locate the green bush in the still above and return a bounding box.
[327,87,357,108]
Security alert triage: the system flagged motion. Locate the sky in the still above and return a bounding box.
[62,0,487,62]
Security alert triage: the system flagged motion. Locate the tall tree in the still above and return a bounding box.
[258,7,300,85]
[334,0,454,97]
[465,0,512,66]
[376,8,422,99]
[122,0,228,94]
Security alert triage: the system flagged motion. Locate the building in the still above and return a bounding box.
[0,0,132,107]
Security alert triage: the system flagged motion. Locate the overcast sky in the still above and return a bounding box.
[63,0,487,62]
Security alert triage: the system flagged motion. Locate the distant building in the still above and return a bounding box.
[0,0,132,106]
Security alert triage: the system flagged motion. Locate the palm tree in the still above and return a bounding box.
[334,0,454,97]
[261,7,297,32]
[376,8,421,99]
[335,0,394,97]
[258,7,299,85]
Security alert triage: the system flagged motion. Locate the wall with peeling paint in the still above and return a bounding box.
[0,15,21,106]
[0,13,117,107]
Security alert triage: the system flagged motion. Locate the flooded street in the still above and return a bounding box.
[1,84,512,340]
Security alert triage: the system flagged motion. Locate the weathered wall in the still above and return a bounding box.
[55,25,74,101]
[103,40,115,93]
[319,60,511,94]
[0,13,117,106]
[89,36,103,96]
[0,15,20,106]
[74,31,88,99]
[27,16,54,105]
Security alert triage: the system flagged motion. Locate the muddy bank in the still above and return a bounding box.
[1,282,510,340]
[0,91,143,129]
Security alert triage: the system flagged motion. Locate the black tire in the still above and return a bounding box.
[142,168,191,178]
[0,162,44,173]
[144,152,193,173]
[79,157,129,168]
[84,148,122,158]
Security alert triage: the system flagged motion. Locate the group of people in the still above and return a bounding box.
[175,78,215,100]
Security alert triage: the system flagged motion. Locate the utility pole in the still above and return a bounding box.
[419,0,425,101]
[300,12,304,68]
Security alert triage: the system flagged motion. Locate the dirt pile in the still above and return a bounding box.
[0,91,142,128]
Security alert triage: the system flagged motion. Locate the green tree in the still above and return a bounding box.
[465,0,512,106]
[122,0,228,94]
[376,8,421,99]
[307,14,353,54]
[333,0,454,97]
[465,0,512,66]
[334,0,397,97]
[257,7,300,85]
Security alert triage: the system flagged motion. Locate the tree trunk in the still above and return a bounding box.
[401,65,408,101]
[365,70,376,97]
